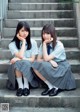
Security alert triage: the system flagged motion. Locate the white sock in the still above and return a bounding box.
[23,77,29,89]
[16,77,23,89]
[45,80,58,90]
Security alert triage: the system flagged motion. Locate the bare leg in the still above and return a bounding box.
[15,69,22,78]
[33,68,58,90]
[33,69,46,81]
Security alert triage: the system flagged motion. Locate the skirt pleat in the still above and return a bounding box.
[32,60,76,90]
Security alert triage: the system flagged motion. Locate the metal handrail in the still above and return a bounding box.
[0,0,3,37]
[0,0,8,38]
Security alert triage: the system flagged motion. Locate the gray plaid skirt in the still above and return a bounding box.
[32,60,76,90]
[7,60,39,89]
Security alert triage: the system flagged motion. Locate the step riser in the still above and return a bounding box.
[0,79,7,89]
[0,96,80,108]
[0,39,78,49]
[0,64,9,73]
[5,20,75,28]
[7,11,74,19]
[9,0,73,3]
[3,29,77,37]
[0,64,79,73]
[9,3,73,10]
[71,65,80,73]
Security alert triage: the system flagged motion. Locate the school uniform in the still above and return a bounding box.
[32,40,76,90]
[7,39,39,90]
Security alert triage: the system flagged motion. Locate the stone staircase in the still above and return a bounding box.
[0,0,80,111]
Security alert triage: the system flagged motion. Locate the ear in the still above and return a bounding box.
[51,38,53,41]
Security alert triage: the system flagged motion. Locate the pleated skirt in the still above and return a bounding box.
[8,60,38,88]
[32,60,76,90]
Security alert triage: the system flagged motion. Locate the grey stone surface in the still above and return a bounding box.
[74,2,80,48]
[7,10,74,19]
[3,27,77,37]
[5,18,75,28]
[9,107,80,112]
[8,3,73,10]
[0,37,78,49]
[0,88,80,108]
[9,0,73,3]
[0,0,80,111]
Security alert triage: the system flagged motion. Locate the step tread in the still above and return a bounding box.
[8,10,73,12]
[9,3,73,4]
[8,107,80,112]
[5,18,75,21]
[3,27,77,30]
[0,88,80,97]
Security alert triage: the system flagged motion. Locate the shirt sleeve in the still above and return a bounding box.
[50,42,66,59]
[9,42,18,56]
[31,40,38,55]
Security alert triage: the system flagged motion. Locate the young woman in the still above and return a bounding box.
[8,21,38,96]
[32,23,76,96]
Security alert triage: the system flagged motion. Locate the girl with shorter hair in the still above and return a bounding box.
[32,23,76,96]
[8,21,38,96]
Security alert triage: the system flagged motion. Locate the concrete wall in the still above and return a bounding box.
[0,0,8,33]
[74,0,80,48]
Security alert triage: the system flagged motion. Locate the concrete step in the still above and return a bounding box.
[9,0,73,3]
[0,37,78,49]
[0,59,80,73]
[0,73,8,89]
[5,107,80,112]
[0,73,80,89]
[5,18,75,28]
[8,3,73,10]
[0,88,80,108]
[7,10,74,19]
[3,27,77,37]
[0,47,80,60]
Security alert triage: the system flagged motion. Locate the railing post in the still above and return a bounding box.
[74,0,80,48]
[0,0,8,38]
[0,0,3,38]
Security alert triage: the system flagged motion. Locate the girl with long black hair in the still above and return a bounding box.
[8,21,38,96]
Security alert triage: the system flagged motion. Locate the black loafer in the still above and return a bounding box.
[16,88,23,96]
[41,88,52,96]
[49,88,62,96]
[23,88,30,96]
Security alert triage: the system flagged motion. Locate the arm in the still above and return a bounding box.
[23,55,36,62]
[43,41,55,61]
[37,55,44,62]
[15,34,26,59]
[43,40,58,67]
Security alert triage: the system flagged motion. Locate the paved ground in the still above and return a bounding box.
[9,107,80,112]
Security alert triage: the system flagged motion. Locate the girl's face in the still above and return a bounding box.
[43,32,52,41]
[18,27,29,39]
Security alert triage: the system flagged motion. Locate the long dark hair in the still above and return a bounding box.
[41,23,57,49]
[11,21,31,50]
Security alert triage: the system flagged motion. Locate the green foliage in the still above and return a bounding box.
[60,0,80,3]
